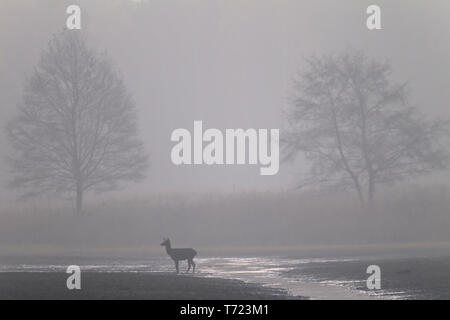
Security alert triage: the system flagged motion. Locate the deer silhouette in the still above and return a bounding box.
[160,238,197,273]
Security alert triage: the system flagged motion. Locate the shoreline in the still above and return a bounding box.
[2,241,450,257]
[0,272,304,300]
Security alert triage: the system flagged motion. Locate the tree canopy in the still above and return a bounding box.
[7,31,149,214]
[283,51,449,204]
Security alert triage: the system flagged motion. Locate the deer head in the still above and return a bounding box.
[160,238,170,247]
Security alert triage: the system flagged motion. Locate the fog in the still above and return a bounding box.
[1,0,450,257]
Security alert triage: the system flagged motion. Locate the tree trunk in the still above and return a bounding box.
[367,173,375,209]
[75,183,83,216]
[355,184,365,206]
[368,182,374,203]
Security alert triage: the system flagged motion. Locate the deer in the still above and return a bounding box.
[160,238,197,274]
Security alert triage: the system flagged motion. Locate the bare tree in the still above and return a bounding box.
[283,51,448,205]
[6,31,148,215]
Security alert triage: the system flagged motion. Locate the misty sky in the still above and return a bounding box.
[1,0,450,206]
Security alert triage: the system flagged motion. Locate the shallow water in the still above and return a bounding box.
[1,254,449,299]
[282,255,450,299]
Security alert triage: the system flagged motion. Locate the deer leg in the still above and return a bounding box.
[191,259,196,274]
[174,260,179,274]
[186,260,191,273]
